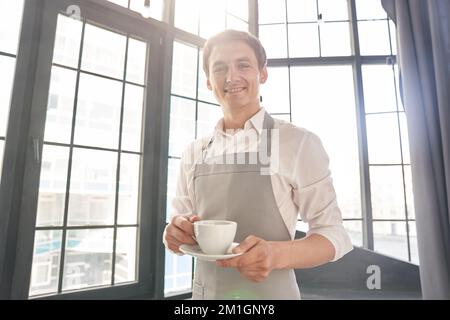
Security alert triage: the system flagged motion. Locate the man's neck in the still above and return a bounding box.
[222,104,261,130]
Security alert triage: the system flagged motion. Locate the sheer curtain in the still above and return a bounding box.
[381,0,450,299]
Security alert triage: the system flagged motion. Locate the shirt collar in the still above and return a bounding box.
[214,107,266,136]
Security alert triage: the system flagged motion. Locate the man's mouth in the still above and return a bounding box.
[224,87,246,94]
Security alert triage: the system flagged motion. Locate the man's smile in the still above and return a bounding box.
[224,87,246,94]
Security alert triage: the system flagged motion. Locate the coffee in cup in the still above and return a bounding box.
[194,220,237,255]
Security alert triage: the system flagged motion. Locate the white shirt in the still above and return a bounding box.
[165,107,353,262]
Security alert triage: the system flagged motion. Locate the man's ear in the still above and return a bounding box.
[260,65,268,84]
[207,78,212,90]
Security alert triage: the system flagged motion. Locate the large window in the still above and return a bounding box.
[28,12,147,297]
[258,0,417,264]
[0,0,25,183]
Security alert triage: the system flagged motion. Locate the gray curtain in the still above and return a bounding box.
[381,0,450,299]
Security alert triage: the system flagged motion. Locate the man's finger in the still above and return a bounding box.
[189,215,201,223]
[166,235,183,253]
[233,235,261,254]
[217,248,262,268]
[168,224,197,245]
[173,216,195,236]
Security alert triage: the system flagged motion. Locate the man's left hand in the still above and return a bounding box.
[216,235,278,282]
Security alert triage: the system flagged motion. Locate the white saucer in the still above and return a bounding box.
[179,242,243,261]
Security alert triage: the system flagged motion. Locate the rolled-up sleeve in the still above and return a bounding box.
[292,132,353,262]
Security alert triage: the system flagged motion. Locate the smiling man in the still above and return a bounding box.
[163,30,353,300]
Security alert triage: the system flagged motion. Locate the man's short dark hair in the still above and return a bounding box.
[202,29,267,76]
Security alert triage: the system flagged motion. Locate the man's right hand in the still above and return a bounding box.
[164,215,200,253]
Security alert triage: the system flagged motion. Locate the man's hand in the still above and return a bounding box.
[165,215,200,253]
[216,235,281,282]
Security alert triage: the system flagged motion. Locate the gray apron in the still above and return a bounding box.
[192,112,301,300]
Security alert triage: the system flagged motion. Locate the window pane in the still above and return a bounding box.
[174,0,200,35]
[290,66,362,220]
[259,24,287,59]
[409,221,419,265]
[355,0,388,20]
[358,20,391,56]
[126,38,147,85]
[288,23,320,58]
[164,249,193,295]
[171,42,198,99]
[320,22,351,56]
[169,96,196,158]
[226,14,248,32]
[81,24,126,79]
[0,56,16,137]
[122,84,144,152]
[362,64,397,113]
[29,230,62,296]
[370,166,406,220]
[115,227,137,283]
[118,153,140,225]
[296,220,308,233]
[404,165,415,220]
[74,73,122,149]
[44,66,77,144]
[0,0,24,55]
[36,145,70,227]
[197,103,223,138]
[53,14,82,68]
[343,220,363,247]
[261,67,290,113]
[318,0,349,21]
[366,113,401,164]
[287,0,317,22]
[373,221,408,261]
[199,0,226,39]
[258,0,286,24]
[198,51,216,104]
[389,20,397,55]
[166,158,181,222]
[227,0,248,21]
[399,112,410,164]
[68,148,117,226]
[63,228,114,290]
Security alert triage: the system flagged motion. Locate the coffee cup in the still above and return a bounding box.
[194,220,237,255]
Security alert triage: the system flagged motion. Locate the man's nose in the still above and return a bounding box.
[225,65,238,83]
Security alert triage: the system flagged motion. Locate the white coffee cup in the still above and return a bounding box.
[194,220,237,255]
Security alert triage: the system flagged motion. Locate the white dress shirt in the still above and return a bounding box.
[165,107,353,261]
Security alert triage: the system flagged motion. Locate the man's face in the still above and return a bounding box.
[206,40,267,111]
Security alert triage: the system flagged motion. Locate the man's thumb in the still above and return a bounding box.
[189,215,201,223]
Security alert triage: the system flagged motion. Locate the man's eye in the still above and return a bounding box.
[239,64,250,69]
[213,67,225,73]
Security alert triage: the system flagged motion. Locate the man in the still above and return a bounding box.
[163,30,353,300]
